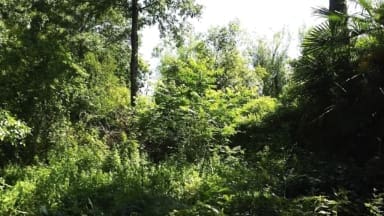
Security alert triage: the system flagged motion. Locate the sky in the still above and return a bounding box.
[141,0,329,63]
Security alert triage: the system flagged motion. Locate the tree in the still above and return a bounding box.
[205,21,259,91]
[0,109,31,165]
[0,0,131,163]
[124,0,202,106]
[130,0,140,106]
[292,0,384,162]
[329,0,347,13]
[329,0,348,42]
[139,23,278,161]
[249,31,290,97]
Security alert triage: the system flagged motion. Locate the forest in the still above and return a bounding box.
[0,0,384,215]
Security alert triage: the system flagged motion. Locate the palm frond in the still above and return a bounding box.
[302,22,333,55]
[358,0,374,16]
[313,7,331,17]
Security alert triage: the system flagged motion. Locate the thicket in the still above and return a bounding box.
[1,0,384,215]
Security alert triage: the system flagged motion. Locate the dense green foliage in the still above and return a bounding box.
[1,0,384,215]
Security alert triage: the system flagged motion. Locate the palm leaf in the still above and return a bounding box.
[302,22,333,55]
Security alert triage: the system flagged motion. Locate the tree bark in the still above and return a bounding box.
[329,0,346,13]
[130,0,139,106]
[329,0,347,31]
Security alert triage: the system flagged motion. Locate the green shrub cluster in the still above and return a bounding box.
[1,0,384,215]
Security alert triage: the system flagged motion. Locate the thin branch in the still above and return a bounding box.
[379,87,384,96]
[334,81,347,93]
[139,1,158,12]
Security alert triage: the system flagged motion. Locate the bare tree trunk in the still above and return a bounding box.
[130,0,139,106]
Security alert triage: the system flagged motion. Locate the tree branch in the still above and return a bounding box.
[139,1,158,12]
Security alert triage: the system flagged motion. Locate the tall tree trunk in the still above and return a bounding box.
[329,0,349,51]
[130,0,139,106]
[329,0,350,98]
[329,0,347,31]
[329,0,346,13]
